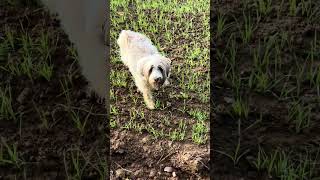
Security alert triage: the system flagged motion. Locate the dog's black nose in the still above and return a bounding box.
[155,77,162,83]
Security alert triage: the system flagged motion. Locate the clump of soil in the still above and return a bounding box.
[111,130,209,179]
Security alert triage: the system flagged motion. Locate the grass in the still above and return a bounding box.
[288,0,296,16]
[64,149,88,180]
[254,147,318,180]
[216,12,234,39]
[59,77,73,109]
[93,151,108,180]
[215,119,250,166]
[169,120,186,141]
[237,12,255,44]
[255,0,272,17]
[231,97,249,119]
[0,137,22,169]
[214,0,320,178]
[69,109,89,136]
[288,101,311,133]
[192,120,209,144]
[0,26,56,82]
[0,85,16,120]
[111,0,209,145]
[1,1,108,178]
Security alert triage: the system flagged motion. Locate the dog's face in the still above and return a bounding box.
[141,55,171,90]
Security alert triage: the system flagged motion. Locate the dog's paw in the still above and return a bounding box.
[146,101,155,110]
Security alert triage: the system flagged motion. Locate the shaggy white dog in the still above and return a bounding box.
[117,30,171,109]
[40,0,107,103]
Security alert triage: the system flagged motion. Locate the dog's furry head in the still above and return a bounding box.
[140,54,171,90]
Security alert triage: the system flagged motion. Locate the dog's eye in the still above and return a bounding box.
[158,66,163,73]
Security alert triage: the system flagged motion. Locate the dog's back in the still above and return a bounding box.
[41,0,107,101]
[117,30,158,66]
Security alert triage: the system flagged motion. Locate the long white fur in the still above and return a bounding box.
[117,30,171,109]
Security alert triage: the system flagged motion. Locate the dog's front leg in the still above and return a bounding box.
[135,79,155,109]
[142,88,155,109]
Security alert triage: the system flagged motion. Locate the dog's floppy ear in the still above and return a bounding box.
[140,62,153,80]
[161,57,171,77]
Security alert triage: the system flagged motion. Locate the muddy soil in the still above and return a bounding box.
[110,1,210,179]
[212,0,320,179]
[111,130,209,179]
[0,2,108,179]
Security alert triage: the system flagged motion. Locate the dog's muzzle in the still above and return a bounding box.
[154,77,165,90]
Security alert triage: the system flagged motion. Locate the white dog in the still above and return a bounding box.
[40,0,107,103]
[117,30,171,109]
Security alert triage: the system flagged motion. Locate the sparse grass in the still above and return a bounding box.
[0,85,16,120]
[1,2,108,179]
[254,147,318,180]
[215,0,320,177]
[110,70,128,88]
[215,119,250,166]
[255,0,272,17]
[300,0,320,24]
[69,107,92,136]
[0,137,22,169]
[188,109,208,121]
[237,12,255,44]
[216,12,234,38]
[4,26,15,50]
[289,0,298,16]
[288,101,311,133]
[192,120,209,144]
[64,149,88,180]
[59,77,72,109]
[37,61,53,81]
[0,27,56,83]
[0,42,9,63]
[36,30,55,62]
[169,120,187,141]
[231,97,249,119]
[111,0,209,145]
[93,152,108,180]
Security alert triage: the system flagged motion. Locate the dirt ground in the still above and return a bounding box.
[4,0,320,179]
[212,0,320,179]
[110,0,210,179]
[0,1,108,179]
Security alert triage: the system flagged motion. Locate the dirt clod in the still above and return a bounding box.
[115,169,126,178]
[149,169,157,177]
[164,166,174,173]
[17,87,31,104]
[172,171,177,177]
